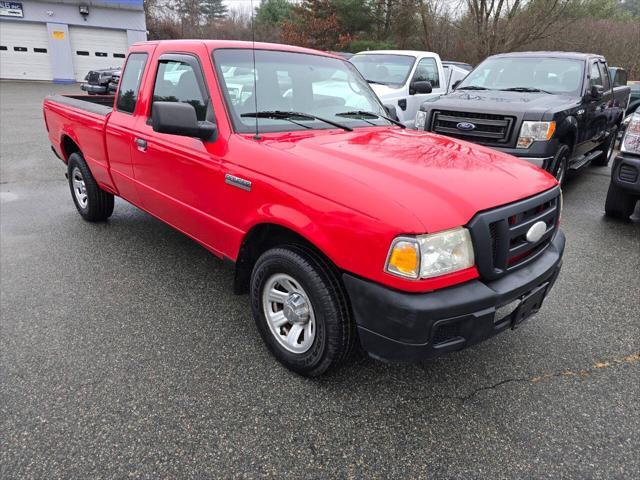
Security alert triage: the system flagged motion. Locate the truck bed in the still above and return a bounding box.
[44,94,115,193]
[47,94,115,115]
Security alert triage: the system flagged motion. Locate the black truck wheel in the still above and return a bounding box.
[592,127,617,167]
[552,144,570,185]
[604,182,636,220]
[250,245,356,376]
[67,152,114,222]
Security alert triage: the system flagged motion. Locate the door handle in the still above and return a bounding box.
[135,138,147,152]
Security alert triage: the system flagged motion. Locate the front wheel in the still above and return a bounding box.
[552,144,569,185]
[250,246,355,376]
[592,127,617,167]
[604,182,637,220]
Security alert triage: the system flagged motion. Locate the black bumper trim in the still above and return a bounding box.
[344,230,565,362]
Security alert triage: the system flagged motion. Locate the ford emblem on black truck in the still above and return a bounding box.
[456,122,476,131]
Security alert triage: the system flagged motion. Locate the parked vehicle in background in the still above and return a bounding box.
[415,52,631,184]
[605,111,640,220]
[350,50,446,127]
[43,40,565,376]
[442,61,472,95]
[81,67,121,95]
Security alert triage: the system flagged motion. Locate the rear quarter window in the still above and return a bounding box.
[116,53,148,114]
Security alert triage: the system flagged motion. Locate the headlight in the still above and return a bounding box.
[415,110,427,130]
[386,227,475,279]
[517,121,556,149]
[621,112,640,155]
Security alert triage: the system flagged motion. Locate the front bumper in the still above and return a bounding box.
[344,230,565,362]
[81,83,108,94]
[611,152,640,194]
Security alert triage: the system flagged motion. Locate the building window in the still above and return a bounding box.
[34,48,48,53]
[113,53,126,58]
[95,52,107,57]
[14,47,27,52]
[76,51,89,56]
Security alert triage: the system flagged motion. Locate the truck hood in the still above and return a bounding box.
[260,127,556,232]
[423,90,581,117]
[369,83,404,99]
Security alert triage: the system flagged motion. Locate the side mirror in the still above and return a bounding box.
[452,80,462,90]
[152,101,216,140]
[383,104,399,121]
[589,84,604,99]
[409,80,432,95]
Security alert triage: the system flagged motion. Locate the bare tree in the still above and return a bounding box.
[463,0,579,61]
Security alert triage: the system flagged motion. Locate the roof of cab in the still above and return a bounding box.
[353,50,439,58]
[131,39,340,58]
[489,51,604,61]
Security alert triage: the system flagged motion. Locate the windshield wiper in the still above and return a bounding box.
[500,87,553,94]
[457,85,489,90]
[241,111,352,132]
[365,79,388,85]
[335,110,406,129]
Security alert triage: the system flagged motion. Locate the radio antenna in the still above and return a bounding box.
[250,0,261,140]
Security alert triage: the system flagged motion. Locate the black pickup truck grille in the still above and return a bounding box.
[430,110,514,145]
[468,187,561,281]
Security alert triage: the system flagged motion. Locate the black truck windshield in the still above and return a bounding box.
[213,49,390,133]
[458,57,585,95]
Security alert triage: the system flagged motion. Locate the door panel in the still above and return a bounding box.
[129,51,226,254]
[105,52,149,203]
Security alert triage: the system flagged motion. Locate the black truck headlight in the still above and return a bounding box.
[517,121,556,148]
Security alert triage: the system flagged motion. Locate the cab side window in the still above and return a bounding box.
[116,53,148,114]
[152,59,208,121]
[589,62,602,88]
[412,58,440,89]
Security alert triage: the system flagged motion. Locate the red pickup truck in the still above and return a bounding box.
[44,40,565,376]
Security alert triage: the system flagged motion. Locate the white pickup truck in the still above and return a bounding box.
[350,50,468,128]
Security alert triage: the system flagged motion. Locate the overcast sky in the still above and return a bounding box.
[224,0,256,11]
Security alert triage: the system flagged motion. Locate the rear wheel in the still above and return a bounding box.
[250,246,355,376]
[592,127,617,167]
[605,182,637,220]
[67,152,114,222]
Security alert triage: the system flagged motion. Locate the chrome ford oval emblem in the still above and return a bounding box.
[526,221,547,243]
[456,121,476,131]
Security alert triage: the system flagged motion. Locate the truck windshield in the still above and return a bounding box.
[349,54,416,87]
[213,49,391,133]
[458,57,585,95]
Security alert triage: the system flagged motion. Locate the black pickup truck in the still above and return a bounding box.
[415,52,631,183]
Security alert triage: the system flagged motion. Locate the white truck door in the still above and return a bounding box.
[405,56,446,128]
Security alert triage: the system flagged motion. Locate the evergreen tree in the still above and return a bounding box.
[200,0,227,21]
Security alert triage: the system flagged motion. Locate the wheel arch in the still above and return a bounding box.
[233,222,339,295]
[60,134,82,162]
[556,117,578,155]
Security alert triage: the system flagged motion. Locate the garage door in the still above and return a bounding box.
[69,26,128,81]
[0,21,53,81]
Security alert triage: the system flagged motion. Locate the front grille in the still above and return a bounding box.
[430,110,514,145]
[619,164,638,183]
[468,187,561,281]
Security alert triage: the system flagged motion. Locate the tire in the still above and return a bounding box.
[67,152,114,222]
[604,182,636,220]
[592,127,617,167]
[250,245,356,376]
[551,144,569,185]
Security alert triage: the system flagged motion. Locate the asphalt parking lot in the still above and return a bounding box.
[1,80,639,479]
